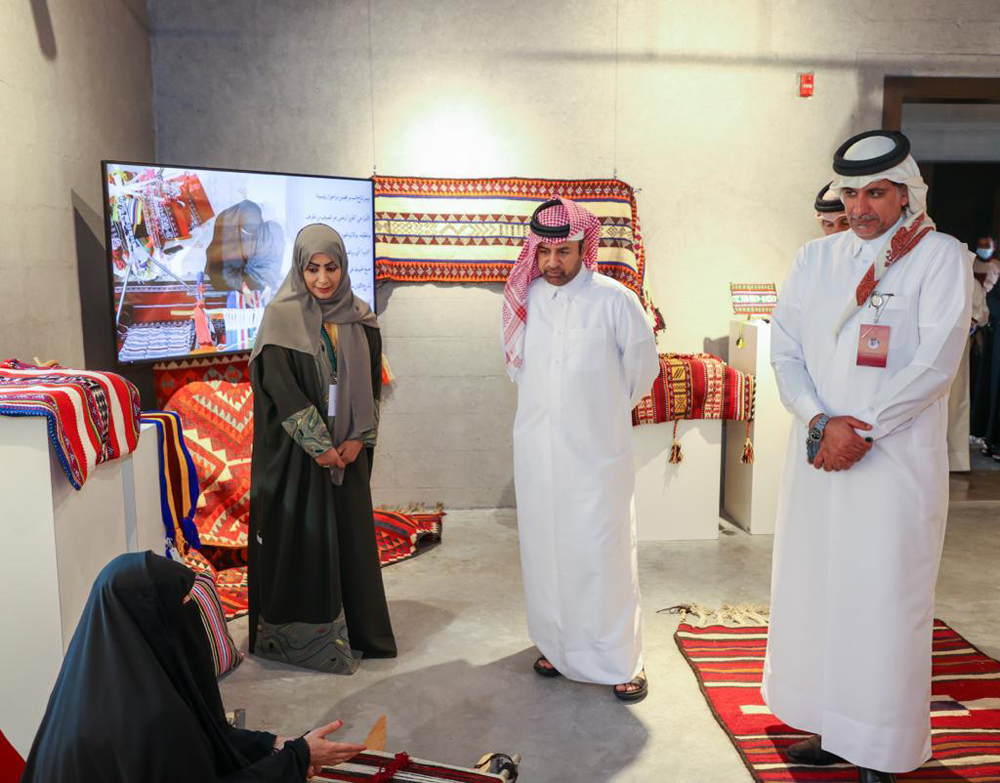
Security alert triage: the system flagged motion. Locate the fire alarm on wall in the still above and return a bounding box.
[799,72,815,98]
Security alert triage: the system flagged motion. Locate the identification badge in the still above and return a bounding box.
[857,324,890,367]
[328,384,338,415]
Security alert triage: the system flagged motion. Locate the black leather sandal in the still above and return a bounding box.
[532,656,561,677]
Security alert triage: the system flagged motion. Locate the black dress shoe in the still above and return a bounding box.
[786,735,845,766]
[858,768,895,783]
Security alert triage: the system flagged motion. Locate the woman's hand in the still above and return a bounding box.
[315,447,346,469]
[304,720,365,775]
[336,440,364,466]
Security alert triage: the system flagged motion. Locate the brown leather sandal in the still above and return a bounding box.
[613,668,648,702]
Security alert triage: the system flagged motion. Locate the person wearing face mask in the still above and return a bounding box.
[970,235,1000,458]
[246,224,396,673]
[973,236,999,292]
[946,248,990,471]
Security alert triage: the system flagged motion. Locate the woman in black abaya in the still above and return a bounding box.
[247,224,395,673]
[19,552,363,782]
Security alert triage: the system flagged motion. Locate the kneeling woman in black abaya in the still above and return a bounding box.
[247,223,396,672]
[19,552,364,783]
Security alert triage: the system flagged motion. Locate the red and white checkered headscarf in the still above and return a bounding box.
[502,196,602,378]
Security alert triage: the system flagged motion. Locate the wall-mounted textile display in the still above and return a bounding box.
[373,176,646,298]
[139,411,201,555]
[632,353,756,464]
[0,360,141,489]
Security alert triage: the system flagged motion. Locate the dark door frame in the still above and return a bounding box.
[882,76,1000,130]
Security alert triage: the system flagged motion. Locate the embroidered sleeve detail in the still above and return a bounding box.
[282,405,334,457]
[360,398,379,448]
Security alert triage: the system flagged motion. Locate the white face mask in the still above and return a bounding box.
[977,246,995,260]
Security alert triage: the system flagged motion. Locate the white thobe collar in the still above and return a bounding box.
[541,267,592,301]
[849,215,907,262]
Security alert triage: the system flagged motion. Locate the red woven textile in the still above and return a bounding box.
[675,621,1000,782]
[0,730,24,783]
[184,510,444,621]
[312,750,505,782]
[165,380,253,551]
[632,353,755,427]
[373,176,646,299]
[153,355,250,408]
[0,360,141,489]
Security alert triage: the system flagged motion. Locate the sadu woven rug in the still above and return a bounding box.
[373,176,646,299]
[675,621,1000,782]
[185,509,444,620]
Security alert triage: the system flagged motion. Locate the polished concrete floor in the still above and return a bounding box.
[222,502,1000,783]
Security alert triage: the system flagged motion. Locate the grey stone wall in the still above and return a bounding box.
[0,0,155,366]
[141,0,1000,507]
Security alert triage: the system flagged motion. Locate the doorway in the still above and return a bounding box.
[886,77,1000,502]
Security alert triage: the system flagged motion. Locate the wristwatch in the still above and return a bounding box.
[806,414,830,465]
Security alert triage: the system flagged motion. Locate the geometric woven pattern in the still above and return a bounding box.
[152,354,251,409]
[675,620,1000,782]
[632,353,755,426]
[374,509,443,567]
[182,508,445,621]
[165,380,253,549]
[373,176,646,299]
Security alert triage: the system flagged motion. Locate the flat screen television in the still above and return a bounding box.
[102,161,375,364]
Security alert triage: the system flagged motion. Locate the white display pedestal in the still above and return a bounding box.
[0,418,161,757]
[723,319,794,534]
[633,419,722,541]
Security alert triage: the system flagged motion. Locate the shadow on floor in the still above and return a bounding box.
[315,648,650,783]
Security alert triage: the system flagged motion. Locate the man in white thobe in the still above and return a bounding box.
[815,182,850,236]
[502,196,659,702]
[763,130,972,783]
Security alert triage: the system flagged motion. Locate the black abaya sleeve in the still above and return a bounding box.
[219,737,310,782]
[366,325,382,403]
[256,344,323,422]
[225,726,278,762]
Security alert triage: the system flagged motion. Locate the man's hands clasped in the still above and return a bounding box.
[811,415,873,472]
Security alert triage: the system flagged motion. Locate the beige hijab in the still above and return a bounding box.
[250,224,378,484]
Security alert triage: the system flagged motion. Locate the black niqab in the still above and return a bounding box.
[20,552,308,783]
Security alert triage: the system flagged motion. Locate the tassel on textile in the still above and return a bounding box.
[668,420,683,464]
[381,354,395,387]
[659,603,771,627]
[741,421,754,465]
[371,752,411,783]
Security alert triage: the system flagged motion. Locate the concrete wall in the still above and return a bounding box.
[150,0,1000,507]
[0,0,155,367]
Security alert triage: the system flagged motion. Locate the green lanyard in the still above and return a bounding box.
[319,327,339,378]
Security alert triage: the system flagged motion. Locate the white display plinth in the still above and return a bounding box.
[723,319,794,534]
[0,418,161,757]
[633,419,722,541]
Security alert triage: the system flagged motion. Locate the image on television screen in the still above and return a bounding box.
[104,162,375,364]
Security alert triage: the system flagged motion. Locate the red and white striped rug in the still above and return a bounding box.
[675,620,1000,781]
